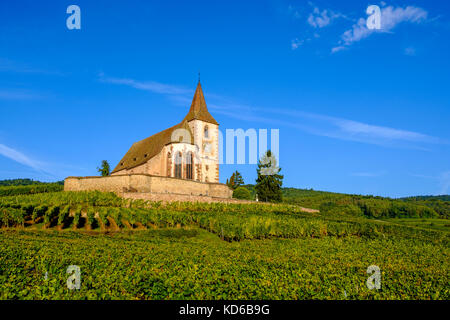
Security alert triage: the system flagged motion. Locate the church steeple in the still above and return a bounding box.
[183,81,219,125]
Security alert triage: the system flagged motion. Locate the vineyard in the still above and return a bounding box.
[0,190,449,299]
[0,191,448,243]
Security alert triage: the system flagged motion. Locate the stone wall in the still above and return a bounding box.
[64,174,232,199]
[122,192,253,204]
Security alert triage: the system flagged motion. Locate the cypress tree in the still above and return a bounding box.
[255,150,283,202]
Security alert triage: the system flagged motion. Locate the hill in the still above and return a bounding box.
[0,179,64,186]
[242,185,449,219]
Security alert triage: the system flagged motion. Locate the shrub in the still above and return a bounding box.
[233,187,252,200]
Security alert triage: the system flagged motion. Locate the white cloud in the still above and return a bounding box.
[331,46,346,53]
[332,5,428,53]
[404,47,416,56]
[352,171,386,177]
[291,5,345,51]
[99,75,446,148]
[291,38,304,50]
[333,118,440,144]
[0,89,43,100]
[0,57,63,75]
[440,171,450,194]
[410,171,450,195]
[0,143,80,180]
[100,76,191,95]
[210,102,445,148]
[0,144,44,171]
[378,5,428,30]
[307,7,343,28]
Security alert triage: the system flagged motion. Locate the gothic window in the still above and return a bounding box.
[166,152,171,177]
[204,126,209,138]
[186,152,193,180]
[175,152,182,179]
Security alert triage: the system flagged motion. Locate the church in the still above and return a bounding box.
[64,81,233,202]
[111,81,219,183]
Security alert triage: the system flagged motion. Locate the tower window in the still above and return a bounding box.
[204,126,209,138]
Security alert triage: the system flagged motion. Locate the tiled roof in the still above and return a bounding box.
[183,81,218,125]
[112,121,193,173]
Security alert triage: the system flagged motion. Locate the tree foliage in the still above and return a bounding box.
[233,186,252,200]
[226,170,244,190]
[97,160,110,177]
[255,150,283,203]
[0,179,63,186]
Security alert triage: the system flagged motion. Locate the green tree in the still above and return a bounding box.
[227,170,244,190]
[255,150,283,202]
[97,160,110,177]
[233,186,252,200]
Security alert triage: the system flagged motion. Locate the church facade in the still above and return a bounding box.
[111,81,219,183]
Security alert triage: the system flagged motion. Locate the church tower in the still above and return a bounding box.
[183,81,219,183]
[111,80,219,184]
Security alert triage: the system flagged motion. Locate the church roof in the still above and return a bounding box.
[183,81,218,125]
[112,81,217,174]
[111,120,194,173]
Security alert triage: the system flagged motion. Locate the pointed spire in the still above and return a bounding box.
[183,81,218,125]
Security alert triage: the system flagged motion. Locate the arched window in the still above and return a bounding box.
[204,125,209,138]
[175,152,182,179]
[166,152,171,177]
[186,152,193,180]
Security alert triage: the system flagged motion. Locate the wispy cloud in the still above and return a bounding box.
[99,75,446,149]
[258,108,443,147]
[307,6,344,28]
[332,5,428,53]
[352,171,387,177]
[439,171,450,194]
[291,38,304,50]
[291,3,346,50]
[209,102,445,148]
[331,118,440,144]
[0,58,63,75]
[404,46,416,56]
[0,144,44,172]
[409,171,450,195]
[0,89,43,100]
[0,143,80,180]
[99,73,191,95]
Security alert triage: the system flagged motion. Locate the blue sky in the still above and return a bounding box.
[0,0,449,197]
